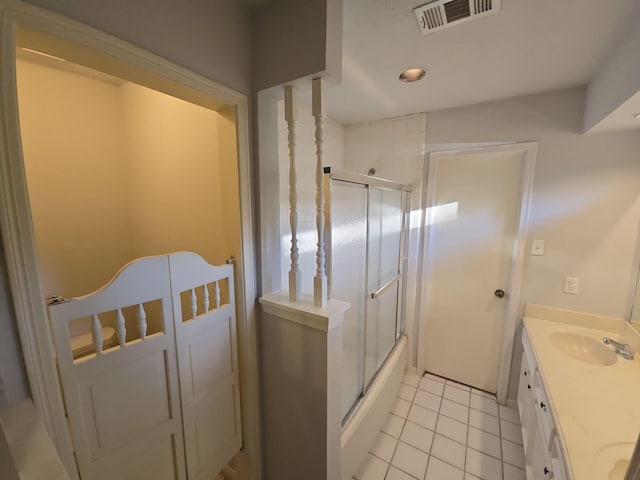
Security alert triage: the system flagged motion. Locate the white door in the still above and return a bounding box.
[169,252,243,480]
[420,150,524,393]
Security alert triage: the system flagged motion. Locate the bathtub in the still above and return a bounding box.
[341,335,408,479]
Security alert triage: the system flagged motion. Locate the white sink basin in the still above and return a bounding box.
[550,332,618,366]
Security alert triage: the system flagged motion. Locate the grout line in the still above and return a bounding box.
[369,371,526,480]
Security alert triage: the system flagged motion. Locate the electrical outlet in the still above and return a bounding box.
[531,239,545,256]
[564,277,579,295]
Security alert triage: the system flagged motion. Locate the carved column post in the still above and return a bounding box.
[285,85,301,301]
[312,77,327,307]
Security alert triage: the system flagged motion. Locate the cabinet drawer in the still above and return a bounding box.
[533,370,555,447]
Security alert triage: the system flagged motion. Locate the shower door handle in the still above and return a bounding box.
[368,274,402,299]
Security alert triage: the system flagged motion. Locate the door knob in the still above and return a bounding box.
[494,289,505,298]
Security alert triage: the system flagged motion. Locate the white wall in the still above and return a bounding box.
[278,101,345,294]
[24,0,252,94]
[425,87,640,399]
[0,245,29,409]
[252,0,343,91]
[584,16,640,132]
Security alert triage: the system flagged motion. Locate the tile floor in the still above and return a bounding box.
[353,371,526,480]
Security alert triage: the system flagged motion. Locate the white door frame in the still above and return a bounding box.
[0,2,261,479]
[416,142,537,404]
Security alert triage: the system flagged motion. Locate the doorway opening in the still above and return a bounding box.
[0,14,259,480]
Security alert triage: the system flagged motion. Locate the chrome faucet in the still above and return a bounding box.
[603,337,635,360]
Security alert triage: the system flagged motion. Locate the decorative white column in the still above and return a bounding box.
[285,85,301,302]
[312,77,327,308]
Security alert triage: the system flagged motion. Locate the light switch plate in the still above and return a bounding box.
[564,277,579,295]
[531,239,545,256]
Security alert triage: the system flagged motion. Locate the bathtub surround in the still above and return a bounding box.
[342,114,428,369]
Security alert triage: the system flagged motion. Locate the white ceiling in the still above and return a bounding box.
[327,0,640,125]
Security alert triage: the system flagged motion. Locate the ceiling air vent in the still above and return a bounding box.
[414,0,501,35]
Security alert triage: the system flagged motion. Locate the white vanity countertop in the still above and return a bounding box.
[524,308,640,480]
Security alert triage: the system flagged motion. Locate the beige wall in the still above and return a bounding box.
[17,60,239,339]
[120,82,231,266]
[426,87,640,399]
[17,59,133,298]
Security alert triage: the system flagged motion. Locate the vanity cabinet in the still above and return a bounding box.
[518,330,568,480]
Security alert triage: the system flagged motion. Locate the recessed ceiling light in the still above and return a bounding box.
[399,67,427,83]
[633,113,640,120]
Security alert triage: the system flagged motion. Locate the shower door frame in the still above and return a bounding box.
[323,168,412,421]
[0,3,262,479]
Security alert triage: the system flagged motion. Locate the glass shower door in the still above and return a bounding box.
[330,181,368,419]
[327,171,409,421]
[364,187,404,387]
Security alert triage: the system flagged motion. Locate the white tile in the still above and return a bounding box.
[471,388,495,400]
[400,420,434,453]
[502,439,525,468]
[392,397,411,418]
[354,453,388,480]
[370,431,398,463]
[439,398,469,423]
[445,379,470,391]
[499,405,521,425]
[407,404,438,430]
[465,448,502,480]
[443,384,471,406]
[398,383,417,402]
[413,389,441,412]
[470,394,499,417]
[503,463,527,480]
[425,456,464,480]
[382,414,405,439]
[385,466,416,480]
[467,426,501,459]
[431,434,466,469]
[500,419,523,445]
[391,442,429,480]
[435,414,468,444]
[403,372,420,388]
[424,372,445,383]
[468,409,500,436]
[419,377,445,396]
